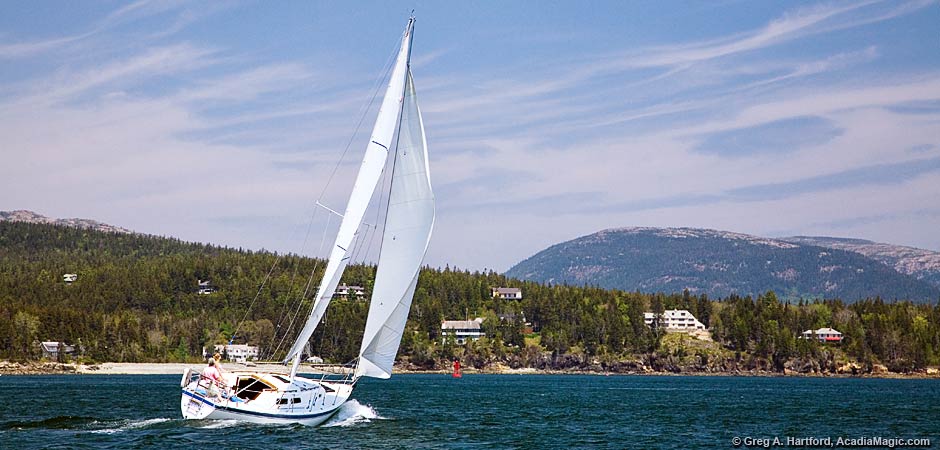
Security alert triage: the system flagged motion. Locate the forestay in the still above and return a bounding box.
[283,21,416,364]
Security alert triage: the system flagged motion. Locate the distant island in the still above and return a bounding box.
[1,212,939,377]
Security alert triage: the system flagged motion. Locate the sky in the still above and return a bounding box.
[2,0,939,272]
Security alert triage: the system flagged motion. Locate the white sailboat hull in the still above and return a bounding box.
[181,370,354,426]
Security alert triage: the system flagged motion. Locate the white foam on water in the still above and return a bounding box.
[198,419,239,429]
[322,400,383,427]
[90,417,172,434]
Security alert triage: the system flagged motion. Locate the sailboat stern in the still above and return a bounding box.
[181,388,217,420]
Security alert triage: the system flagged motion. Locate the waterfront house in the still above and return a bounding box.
[441,318,485,344]
[40,341,75,360]
[491,287,523,300]
[213,344,260,363]
[800,327,843,342]
[644,309,706,331]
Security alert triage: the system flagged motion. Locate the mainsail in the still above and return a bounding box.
[283,19,416,364]
[356,70,435,378]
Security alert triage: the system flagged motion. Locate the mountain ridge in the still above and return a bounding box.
[0,210,133,234]
[506,227,940,302]
[782,235,940,288]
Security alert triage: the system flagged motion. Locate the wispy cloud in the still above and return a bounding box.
[726,156,940,201]
[693,116,844,157]
[0,0,203,60]
[2,1,939,270]
[0,32,95,59]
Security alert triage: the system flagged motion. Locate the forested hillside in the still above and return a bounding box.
[3,221,940,374]
[507,227,940,302]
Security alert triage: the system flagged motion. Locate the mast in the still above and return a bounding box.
[283,18,416,368]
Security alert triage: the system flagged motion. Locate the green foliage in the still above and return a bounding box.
[710,293,940,371]
[2,221,940,373]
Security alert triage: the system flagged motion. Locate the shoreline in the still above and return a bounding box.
[1,361,938,379]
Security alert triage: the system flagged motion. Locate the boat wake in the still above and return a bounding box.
[196,419,239,429]
[2,415,99,430]
[89,417,173,434]
[1,415,175,434]
[322,400,383,427]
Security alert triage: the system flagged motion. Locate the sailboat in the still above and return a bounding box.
[180,16,434,426]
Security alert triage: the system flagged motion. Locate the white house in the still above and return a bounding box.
[442,318,485,344]
[62,273,78,283]
[491,287,523,300]
[801,327,843,343]
[214,344,260,363]
[198,279,216,295]
[334,283,366,299]
[644,309,706,331]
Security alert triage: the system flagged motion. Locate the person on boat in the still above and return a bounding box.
[213,352,225,375]
[202,358,226,399]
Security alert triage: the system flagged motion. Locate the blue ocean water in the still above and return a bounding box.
[0,374,936,449]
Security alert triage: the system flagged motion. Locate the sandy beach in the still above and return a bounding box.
[0,361,295,375]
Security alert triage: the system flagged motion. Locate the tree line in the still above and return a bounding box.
[1,221,939,373]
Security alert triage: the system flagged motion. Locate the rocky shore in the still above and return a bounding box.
[3,359,937,379]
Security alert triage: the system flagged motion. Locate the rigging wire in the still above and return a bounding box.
[264,209,326,361]
[312,30,404,206]
[267,213,332,360]
[349,165,388,265]
[267,205,325,353]
[232,31,404,361]
[361,153,393,264]
[229,247,284,348]
[235,24,410,362]
[274,30,408,360]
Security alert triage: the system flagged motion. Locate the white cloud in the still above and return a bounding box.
[2,1,939,272]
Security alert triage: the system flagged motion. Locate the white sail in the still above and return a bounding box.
[283,20,415,364]
[357,70,435,379]
[181,17,427,427]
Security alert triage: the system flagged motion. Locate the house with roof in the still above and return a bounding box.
[213,344,260,363]
[800,327,843,343]
[644,309,706,331]
[497,311,534,334]
[441,318,485,344]
[491,287,523,300]
[40,341,76,360]
[334,283,366,299]
[62,273,78,283]
[197,279,216,295]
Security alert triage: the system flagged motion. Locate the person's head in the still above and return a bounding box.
[208,358,215,366]
[213,352,222,362]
